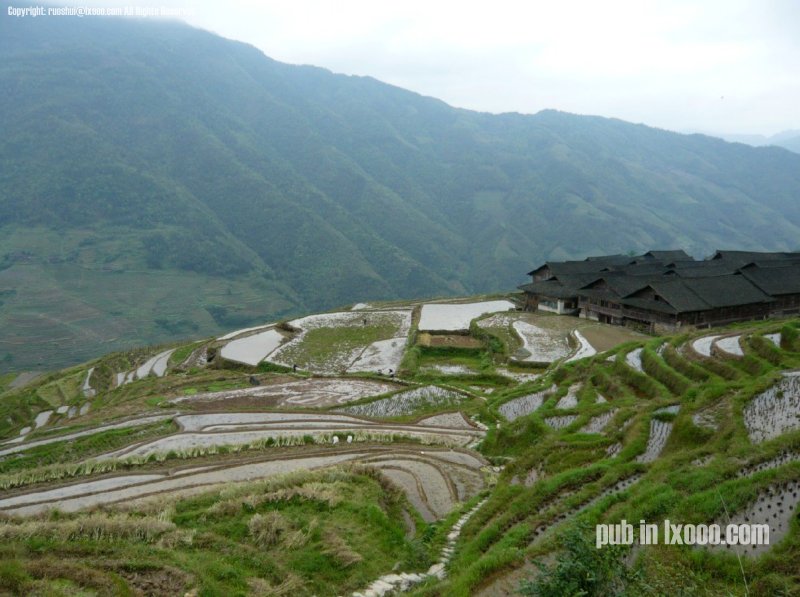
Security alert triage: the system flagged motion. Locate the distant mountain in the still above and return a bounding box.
[713,130,800,154]
[3,15,800,371]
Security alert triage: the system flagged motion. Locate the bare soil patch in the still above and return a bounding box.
[418,333,483,348]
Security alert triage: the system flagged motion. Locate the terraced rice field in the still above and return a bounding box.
[744,372,800,443]
[709,480,800,557]
[636,418,674,463]
[170,377,402,409]
[737,450,800,478]
[116,348,175,386]
[33,410,52,429]
[7,302,800,595]
[511,320,571,362]
[625,347,644,372]
[418,301,515,332]
[715,335,744,356]
[95,411,484,460]
[339,386,466,417]
[554,383,581,409]
[544,415,577,429]
[220,328,285,366]
[530,475,642,545]
[217,322,274,341]
[496,368,540,383]
[765,332,781,346]
[478,313,572,363]
[0,444,487,520]
[565,330,596,362]
[268,310,412,374]
[691,334,721,357]
[81,367,96,398]
[498,386,554,421]
[347,337,408,373]
[655,404,680,415]
[0,413,176,457]
[581,409,617,434]
[424,364,474,375]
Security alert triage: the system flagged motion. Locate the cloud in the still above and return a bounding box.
[59,0,800,134]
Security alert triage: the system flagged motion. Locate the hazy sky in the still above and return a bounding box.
[71,0,800,135]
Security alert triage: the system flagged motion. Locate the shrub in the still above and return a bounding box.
[519,521,642,596]
[469,320,506,359]
[780,325,799,351]
[248,512,291,547]
[0,560,31,593]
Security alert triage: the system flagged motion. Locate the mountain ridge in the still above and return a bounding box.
[2,14,800,372]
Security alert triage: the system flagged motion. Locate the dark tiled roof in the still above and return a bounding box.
[740,259,800,270]
[527,260,621,278]
[519,272,618,299]
[683,276,772,308]
[622,276,771,313]
[554,273,607,287]
[608,262,669,276]
[583,254,635,264]
[644,249,692,261]
[527,255,636,277]
[664,260,696,268]
[579,275,654,298]
[518,280,581,299]
[522,251,796,316]
[741,266,800,296]
[711,250,798,262]
[548,261,616,276]
[673,264,738,278]
[619,296,678,315]
[625,280,709,313]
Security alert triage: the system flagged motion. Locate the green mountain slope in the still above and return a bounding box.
[2,15,800,371]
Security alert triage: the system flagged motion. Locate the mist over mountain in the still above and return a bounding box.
[712,130,800,154]
[2,14,800,371]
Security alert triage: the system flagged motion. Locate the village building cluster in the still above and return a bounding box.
[519,250,800,333]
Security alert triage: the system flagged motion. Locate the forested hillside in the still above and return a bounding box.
[2,15,800,371]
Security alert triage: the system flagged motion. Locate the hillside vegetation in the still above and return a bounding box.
[4,15,800,370]
[2,296,800,595]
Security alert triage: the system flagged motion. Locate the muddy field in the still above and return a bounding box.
[417,333,484,349]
